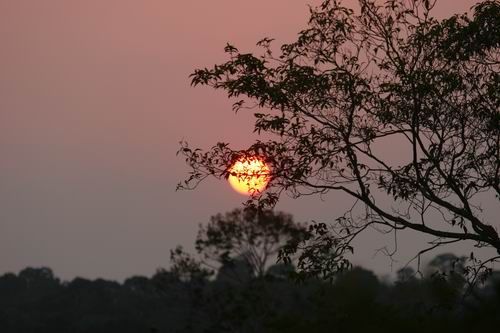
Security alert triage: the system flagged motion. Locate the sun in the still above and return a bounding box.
[228,156,270,196]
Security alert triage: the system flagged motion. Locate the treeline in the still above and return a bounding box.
[0,255,499,333]
[2,208,500,332]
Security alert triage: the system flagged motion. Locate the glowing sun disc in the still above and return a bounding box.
[228,157,270,196]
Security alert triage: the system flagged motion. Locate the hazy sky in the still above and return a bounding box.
[0,0,488,281]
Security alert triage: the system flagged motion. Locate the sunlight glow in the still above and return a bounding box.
[228,157,270,196]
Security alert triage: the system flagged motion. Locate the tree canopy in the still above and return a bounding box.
[171,208,306,281]
[179,0,500,279]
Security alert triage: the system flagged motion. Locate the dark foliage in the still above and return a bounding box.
[179,0,500,279]
[1,210,499,332]
[1,257,500,332]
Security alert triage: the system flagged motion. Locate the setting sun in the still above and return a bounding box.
[228,157,270,195]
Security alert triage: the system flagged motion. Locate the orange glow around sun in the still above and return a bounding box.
[228,156,270,196]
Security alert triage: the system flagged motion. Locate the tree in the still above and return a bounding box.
[425,253,467,308]
[171,208,306,282]
[169,245,213,283]
[179,0,500,280]
[195,207,305,278]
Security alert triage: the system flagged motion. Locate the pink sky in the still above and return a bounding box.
[0,0,486,280]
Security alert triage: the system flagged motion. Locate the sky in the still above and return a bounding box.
[0,0,489,281]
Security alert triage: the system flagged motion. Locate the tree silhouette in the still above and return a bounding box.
[196,207,306,278]
[179,0,500,279]
[2,255,500,331]
[170,208,306,282]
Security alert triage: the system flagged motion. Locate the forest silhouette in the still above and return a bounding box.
[1,254,499,332]
[1,210,500,332]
